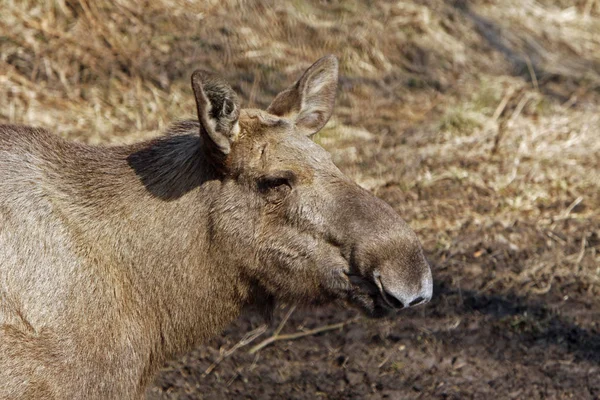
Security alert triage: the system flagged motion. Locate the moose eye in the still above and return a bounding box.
[257,171,296,199]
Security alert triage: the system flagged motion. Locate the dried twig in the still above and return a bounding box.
[273,304,297,337]
[550,196,584,230]
[491,88,533,155]
[202,324,267,377]
[523,53,539,91]
[528,278,553,295]
[562,196,584,219]
[491,87,516,122]
[574,234,588,268]
[509,92,533,124]
[249,317,359,355]
[226,367,242,387]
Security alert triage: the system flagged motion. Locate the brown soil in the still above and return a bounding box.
[2,0,599,399]
[147,222,599,400]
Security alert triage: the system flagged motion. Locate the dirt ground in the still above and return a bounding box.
[1,0,599,399]
[147,206,600,399]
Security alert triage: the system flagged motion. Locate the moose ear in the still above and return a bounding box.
[267,55,338,136]
[191,70,241,156]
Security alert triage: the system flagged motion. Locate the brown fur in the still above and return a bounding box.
[0,56,432,399]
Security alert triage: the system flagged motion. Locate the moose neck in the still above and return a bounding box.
[54,123,251,367]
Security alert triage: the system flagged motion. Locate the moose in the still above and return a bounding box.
[0,55,432,399]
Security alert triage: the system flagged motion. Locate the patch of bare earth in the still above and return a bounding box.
[1,0,598,398]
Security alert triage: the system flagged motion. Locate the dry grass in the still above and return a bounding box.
[1,0,599,340]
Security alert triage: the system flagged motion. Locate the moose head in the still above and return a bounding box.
[190,55,433,317]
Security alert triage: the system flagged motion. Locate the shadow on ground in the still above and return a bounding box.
[150,260,600,399]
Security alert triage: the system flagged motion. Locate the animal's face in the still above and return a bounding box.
[192,56,432,317]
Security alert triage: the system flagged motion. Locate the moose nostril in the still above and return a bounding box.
[409,296,425,307]
[384,291,405,309]
[375,272,432,309]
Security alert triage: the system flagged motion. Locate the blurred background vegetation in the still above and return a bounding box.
[1,0,599,398]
